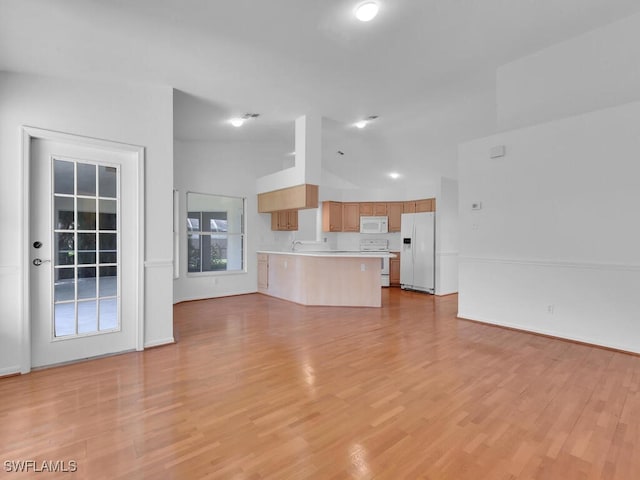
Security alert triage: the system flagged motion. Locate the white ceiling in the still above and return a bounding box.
[2,0,640,185]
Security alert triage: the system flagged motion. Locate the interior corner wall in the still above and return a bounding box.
[458,100,640,353]
[497,12,640,131]
[173,140,285,303]
[435,177,458,296]
[0,72,174,374]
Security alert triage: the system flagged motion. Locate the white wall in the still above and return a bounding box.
[435,177,458,295]
[0,72,174,374]
[338,183,440,203]
[458,100,640,353]
[497,12,640,131]
[173,139,286,302]
[256,115,321,193]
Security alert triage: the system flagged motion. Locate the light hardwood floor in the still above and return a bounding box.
[1,290,639,479]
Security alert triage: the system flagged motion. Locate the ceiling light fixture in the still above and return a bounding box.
[228,113,260,127]
[354,115,379,129]
[389,172,400,179]
[355,1,379,22]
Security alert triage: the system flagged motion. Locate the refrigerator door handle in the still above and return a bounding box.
[412,225,416,262]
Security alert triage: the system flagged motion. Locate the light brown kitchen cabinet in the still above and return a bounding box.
[257,254,269,290]
[389,252,401,286]
[270,210,298,231]
[374,202,387,215]
[321,198,437,233]
[258,184,318,213]
[415,198,435,212]
[322,201,343,232]
[403,201,416,213]
[359,203,373,216]
[342,203,360,232]
[387,202,403,232]
[287,210,298,230]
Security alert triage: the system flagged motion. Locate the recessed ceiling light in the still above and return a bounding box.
[389,172,400,179]
[354,115,378,129]
[229,113,260,127]
[355,1,379,22]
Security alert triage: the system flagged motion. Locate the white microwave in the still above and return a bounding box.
[360,216,388,234]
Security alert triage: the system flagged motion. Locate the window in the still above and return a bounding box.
[53,159,120,337]
[187,192,245,273]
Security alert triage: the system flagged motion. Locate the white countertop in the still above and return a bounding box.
[257,250,396,258]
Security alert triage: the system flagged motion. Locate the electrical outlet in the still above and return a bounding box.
[547,305,554,314]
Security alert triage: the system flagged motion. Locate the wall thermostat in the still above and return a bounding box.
[489,145,506,158]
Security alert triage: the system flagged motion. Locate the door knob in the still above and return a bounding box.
[32,258,51,266]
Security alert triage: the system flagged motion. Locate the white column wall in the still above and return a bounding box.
[435,177,458,296]
[0,72,174,374]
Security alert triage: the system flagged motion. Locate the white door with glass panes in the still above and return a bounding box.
[29,137,140,368]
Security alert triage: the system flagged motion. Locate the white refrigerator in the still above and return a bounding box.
[400,212,435,293]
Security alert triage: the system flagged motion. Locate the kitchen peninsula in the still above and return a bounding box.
[257,251,395,307]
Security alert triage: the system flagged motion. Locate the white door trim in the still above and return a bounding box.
[20,126,145,374]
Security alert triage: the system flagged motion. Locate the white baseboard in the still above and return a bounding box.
[173,290,258,304]
[435,290,458,296]
[144,337,175,348]
[0,365,21,377]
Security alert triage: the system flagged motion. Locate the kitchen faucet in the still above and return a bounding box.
[291,240,303,251]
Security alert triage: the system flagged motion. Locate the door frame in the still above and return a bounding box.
[20,126,145,373]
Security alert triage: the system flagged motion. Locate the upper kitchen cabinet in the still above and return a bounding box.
[271,210,298,231]
[258,184,318,213]
[387,202,404,232]
[359,203,373,216]
[415,198,435,212]
[322,201,343,232]
[342,203,360,232]
[321,197,437,233]
[373,203,387,216]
